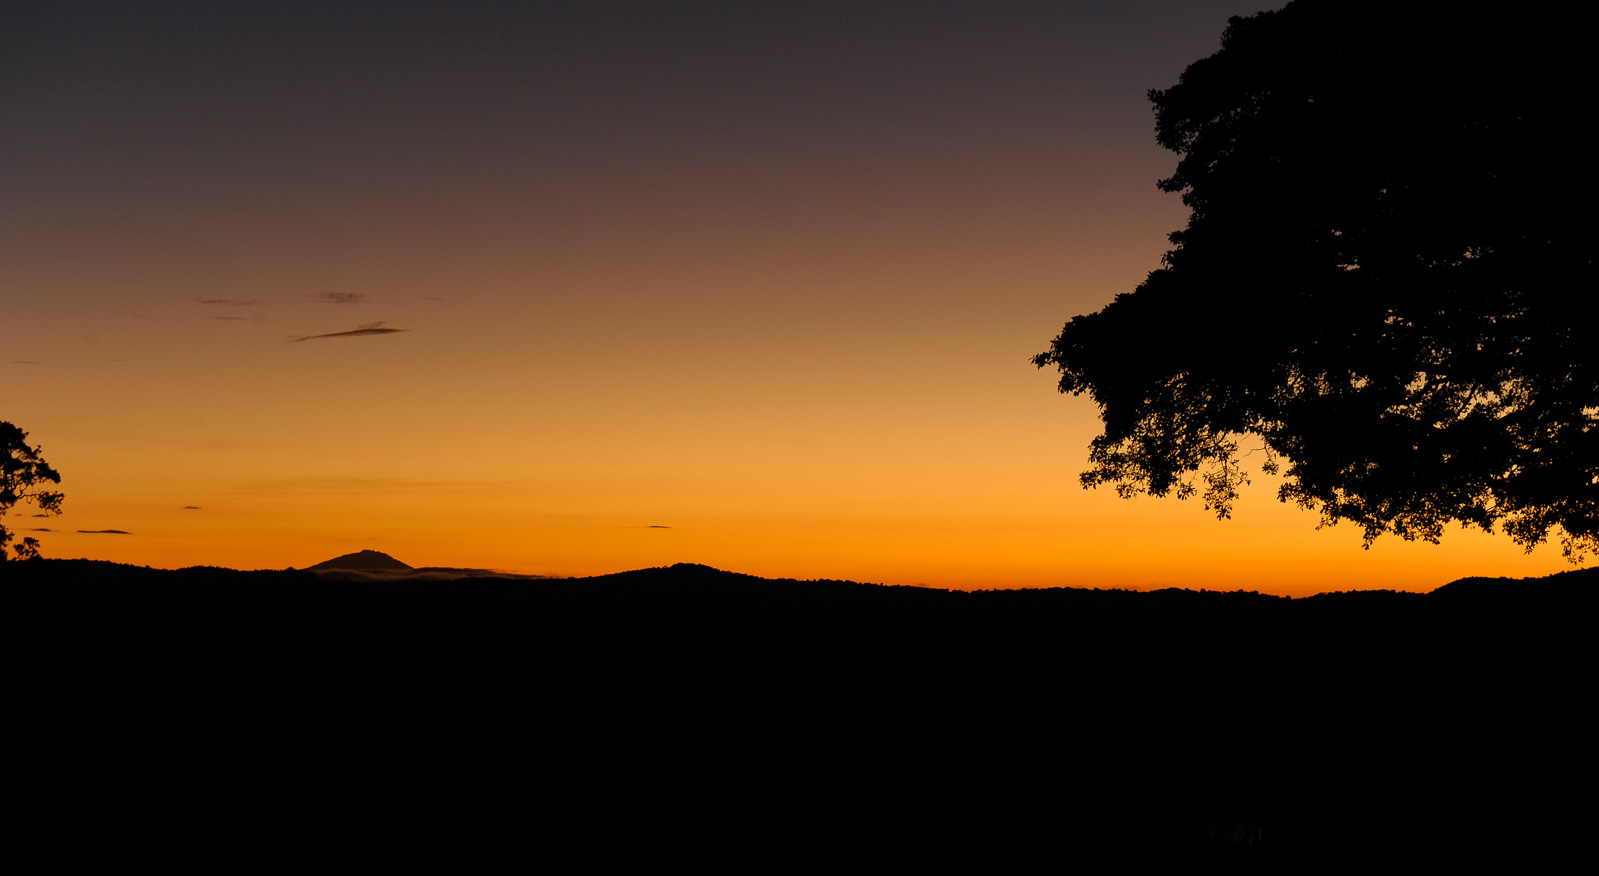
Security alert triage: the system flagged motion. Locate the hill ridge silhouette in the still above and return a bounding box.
[8,557,1592,860]
[303,549,411,571]
[298,549,546,581]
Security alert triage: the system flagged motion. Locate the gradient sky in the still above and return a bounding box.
[2,1,1574,593]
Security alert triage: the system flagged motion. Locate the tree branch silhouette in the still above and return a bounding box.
[1035,1,1596,561]
[1,421,64,561]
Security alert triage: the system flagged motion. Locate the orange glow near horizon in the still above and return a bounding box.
[3,4,1579,596]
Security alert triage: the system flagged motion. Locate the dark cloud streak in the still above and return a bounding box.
[293,322,408,342]
[79,529,132,534]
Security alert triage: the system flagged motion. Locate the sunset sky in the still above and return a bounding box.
[2,1,1574,594]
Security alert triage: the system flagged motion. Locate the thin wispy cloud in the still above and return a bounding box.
[198,298,257,306]
[28,527,54,532]
[310,291,367,304]
[210,316,261,322]
[11,360,37,364]
[646,525,672,529]
[293,322,408,342]
[79,529,132,534]
[182,505,202,510]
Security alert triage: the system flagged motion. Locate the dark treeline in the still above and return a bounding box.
[7,559,1593,863]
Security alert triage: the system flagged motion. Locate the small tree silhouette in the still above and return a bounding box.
[1,421,64,560]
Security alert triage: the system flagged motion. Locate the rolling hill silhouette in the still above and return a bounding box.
[303,549,412,571]
[6,558,1592,862]
[299,549,541,581]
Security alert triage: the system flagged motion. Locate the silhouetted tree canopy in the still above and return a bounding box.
[1,421,63,560]
[1035,2,1596,559]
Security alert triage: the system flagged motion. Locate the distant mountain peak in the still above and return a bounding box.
[304,550,413,571]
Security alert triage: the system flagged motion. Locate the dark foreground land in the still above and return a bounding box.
[6,559,1594,863]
